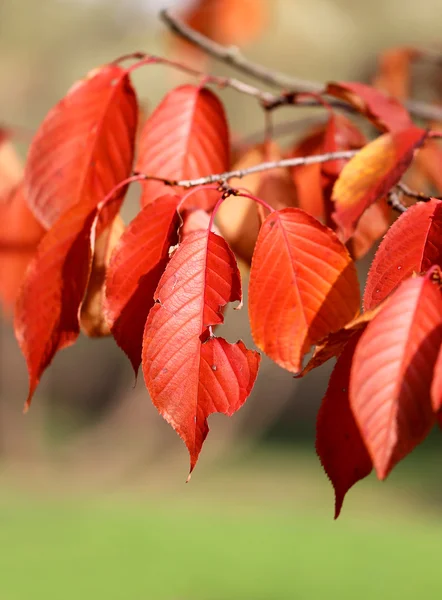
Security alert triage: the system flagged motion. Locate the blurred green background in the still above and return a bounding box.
[1,0,442,598]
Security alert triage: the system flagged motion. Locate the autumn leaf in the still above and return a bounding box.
[0,135,23,203]
[14,202,99,409]
[296,306,381,378]
[248,208,360,373]
[332,126,427,239]
[346,198,391,261]
[142,229,260,473]
[373,47,420,100]
[135,85,229,211]
[316,332,372,519]
[0,184,46,315]
[80,214,125,337]
[364,199,442,311]
[24,64,138,229]
[350,273,442,479]
[216,142,296,264]
[104,194,181,374]
[326,81,413,132]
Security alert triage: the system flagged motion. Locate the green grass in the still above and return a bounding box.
[0,488,441,600]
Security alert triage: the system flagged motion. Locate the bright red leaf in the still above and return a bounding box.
[248,208,360,373]
[364,199,442,311]
[350,274,442,479]
[316,332,372,518]
[135,85,230,210]
[142,229,260,473]
[332,126,427,239]
[14,201,100,409]
[104,194,181,374]
[24,64,138,229]
[326,81,413,132]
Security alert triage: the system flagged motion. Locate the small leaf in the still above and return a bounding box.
[346,198,391,261]
[136,85,230,210]
[0,184,46,315]
[248,208,360,373]
[104,194,181,374]
[296,306,381,377]
[326,81,412,132]
[364,199,442,311]
[350,274,442,479]
[24,64,138,228]
[373,47,420,100]
[14,202,99,409]
[80,214,125,338]
[316,332,372,519]
[332,126,427,239]
[216,142,296,264]
[143,229,260,473]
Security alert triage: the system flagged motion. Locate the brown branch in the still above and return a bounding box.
[395,182,438,201]
[134,149,358,188]
[387,189,407,213]
[161,9,442,123]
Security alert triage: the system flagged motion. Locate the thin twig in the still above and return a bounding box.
[395,181,438,201]
[387,189,407,213]
[161,9,442,123]
[134,149,358,188]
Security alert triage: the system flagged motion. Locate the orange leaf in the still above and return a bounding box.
[0,137,22,203]
[350,274,442,479]
[326,81,412,132]
[80,214,125,338]
[0,184,46,315]
[216,142,296,264]
[135,85,230,211]
[142,229,260,473]
[248,208,360,373]
[346,197,392,260]
[364,199,442,311]
[373,47,420,100]
[316,332,372,518]
[332,126,427,239]
[24,64,138,228]
[104,194,181,374]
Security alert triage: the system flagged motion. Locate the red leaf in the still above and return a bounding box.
[248,208,360,373]
[346,198,391,261]
[350,274,442,479]
[14,201,99,409]
[142,229,260,473]
[332,126,427,239]
[326,81,412,132]
[24,64,138,228]
[136,85,230,211]
[364,199,442,311]
[0,184,46,315]
[104,194,181,374]
[316,332,372,518]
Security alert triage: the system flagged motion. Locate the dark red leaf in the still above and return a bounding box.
[350,274,442,479]
[248,208,360,373]
[364,199,442,311]
[24,64,138,228]
[142,229,260,473]
[135,85,230,211]
[316,332,372,518]
[104,194,181,374]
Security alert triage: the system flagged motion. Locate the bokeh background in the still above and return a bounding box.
[1,0,442,598]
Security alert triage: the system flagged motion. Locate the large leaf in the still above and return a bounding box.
[364,199,442,311]
[14,201,99,409]
[142,229,260,473]
[326,81,412,132]
[104,194,181,374]
[248,207,360,373]
[332,126,427,239]
[135,85,230,210]
[350,274,442,479]
[24,64,138,228]
[316,332,372,519]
